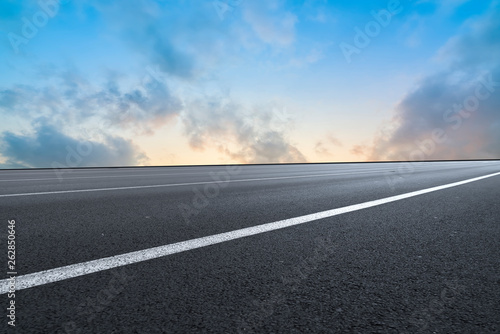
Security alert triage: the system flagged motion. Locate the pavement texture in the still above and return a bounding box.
[0,161,499,333]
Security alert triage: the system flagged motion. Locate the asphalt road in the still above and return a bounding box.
[1,161,499,333]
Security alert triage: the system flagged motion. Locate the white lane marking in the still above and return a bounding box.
[0,160,492,191]
[0,172,227,182]
[0,162,489,182]
[0,166,400,179]
[0,167,221,177]
[0,165,370,176]
[0,167,402,183]
[0,161,493,177]
[0,170,397,197]
[0,165,469,182]
[1,171,499,294]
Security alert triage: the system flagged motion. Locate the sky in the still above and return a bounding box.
[0,0,499,168]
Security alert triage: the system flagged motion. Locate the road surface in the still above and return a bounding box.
[1,161,499,333]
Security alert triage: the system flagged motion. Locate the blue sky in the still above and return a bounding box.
[0,0,499,168]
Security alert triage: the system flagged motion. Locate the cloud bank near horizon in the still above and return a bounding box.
[364,6,500,161]
[0,0,499,168]
[0,120,148,169]
[0,0,306,167]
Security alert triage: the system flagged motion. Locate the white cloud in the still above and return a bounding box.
[364,5,500,161]
[242,0,298,47]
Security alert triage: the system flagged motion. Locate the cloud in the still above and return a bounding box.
[89,73,183,132]
[0,85,38,112]
[242,0,298,47]
[0,120,148,168]
[366,5,500,161]
[182,97,306,163]
[88,0,247,80]
[288,48,325,68]
[315,135,342,157]
[89,0,198,79]
[0,68,182,133]
[350,144,370,157]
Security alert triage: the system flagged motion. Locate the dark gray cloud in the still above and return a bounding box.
[182,98,306,163]
[367,5,500,161]
[0,119,148,168]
